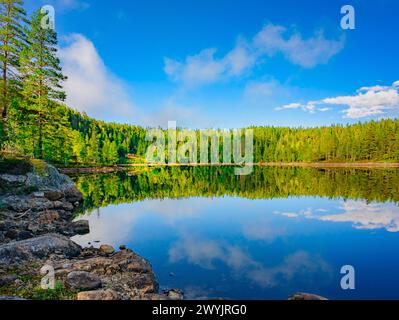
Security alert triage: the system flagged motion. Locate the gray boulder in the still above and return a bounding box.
[66,271,102,291]
[67,220,90,235]
[0,234,82,266]
[288,292,328,300]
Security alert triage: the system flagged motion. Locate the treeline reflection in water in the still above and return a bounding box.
[72,166,399,214]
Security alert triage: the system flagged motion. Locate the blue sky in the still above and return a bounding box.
[25,0,399,128]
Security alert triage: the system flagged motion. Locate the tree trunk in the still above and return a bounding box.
[38,119,43,159]
[1,2,12,149]
[1,59,7,119]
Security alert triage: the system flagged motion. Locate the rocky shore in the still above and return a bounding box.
[0,158,327,301]
[0,159,182,300]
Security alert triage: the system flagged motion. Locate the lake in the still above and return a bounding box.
[71,166,399,300]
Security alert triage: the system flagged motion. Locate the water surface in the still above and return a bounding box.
[71,167,399,299]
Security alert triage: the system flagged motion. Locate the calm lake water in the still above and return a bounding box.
[71,166,399,300]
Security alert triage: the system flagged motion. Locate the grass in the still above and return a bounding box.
[0,276,77,300]
[0,265,77,300]
[29,159,48,177]
[31,281,77,300]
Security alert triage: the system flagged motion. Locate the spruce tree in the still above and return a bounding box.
[19,10,66,159]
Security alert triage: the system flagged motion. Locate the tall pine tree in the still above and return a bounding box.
[19,10,66,159]
[0,0,27,147]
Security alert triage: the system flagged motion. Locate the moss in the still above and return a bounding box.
[0,277,77,300]
[31,281,77,300]
[0,265,77,300]
[29,159,48,177]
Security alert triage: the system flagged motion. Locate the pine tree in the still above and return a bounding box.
[86,129,100,165]
[19,10,66,159]
[0,0,27,147]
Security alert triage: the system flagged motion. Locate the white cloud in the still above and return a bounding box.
[59,34,208,127]
[276,101,322,113]
[254,24,344,68]
[320,201,399,233]
[243,221,285,242]
[323,85,399,118]
[73,199,206,248]
[275,200,399,233]
[277,102,302,110]
[169,234,331,288]
[164,41,255,88]
[165,23,344,88]
[59,34,138,122]
[277,80,399,118]
[248,251,331,288]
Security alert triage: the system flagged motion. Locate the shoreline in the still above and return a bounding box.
[0,159,330,300]
[0,160,181,300]
[59,162,399,174]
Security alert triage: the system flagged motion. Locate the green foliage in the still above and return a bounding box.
[17,10,66,159]
[0,271,77,300]
[250,120,399,163]
[31,281,76,300]
[73,166,399,215]
[0,0,27,146]
[1,1,399,167]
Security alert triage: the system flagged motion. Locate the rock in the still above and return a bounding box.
[68,220,90,235]
[62,250,159,299]
[66,271,102,291]
[44,190,63,201]
[126,260,151,273]
[0,296,28,300]
[119,245,126,250]
[0,161,83,213]
[4,228,19,240]
[37,211,60,225]
[0,221,12,231]
[27,223,39,233]
[0,234,82,266]
[63,186,83,203]
[0,174,27,184]
[77,289,118,301]
[24,163,74,193]
[16,230,33,240]
[3,196,55,212]
[0,174,26,188]
[0,275,18,286]
[52,201,74,211]
[288,292,328,301]
[32,192,45,198]
[99,244,115,255]
[14,279,23,286]
[166,289,184,300]
[4,228,32,241]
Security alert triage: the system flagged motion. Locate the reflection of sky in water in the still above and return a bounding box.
[72,197,399,299]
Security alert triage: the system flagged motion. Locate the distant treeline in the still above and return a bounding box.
[14,109,399,166]
[1,1,399,166]
[73,166,399,213]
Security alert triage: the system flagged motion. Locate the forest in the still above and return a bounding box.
[1,1,399,167]
[73,166,399,214]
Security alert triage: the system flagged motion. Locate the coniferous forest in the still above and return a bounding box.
[1,1,399,167]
